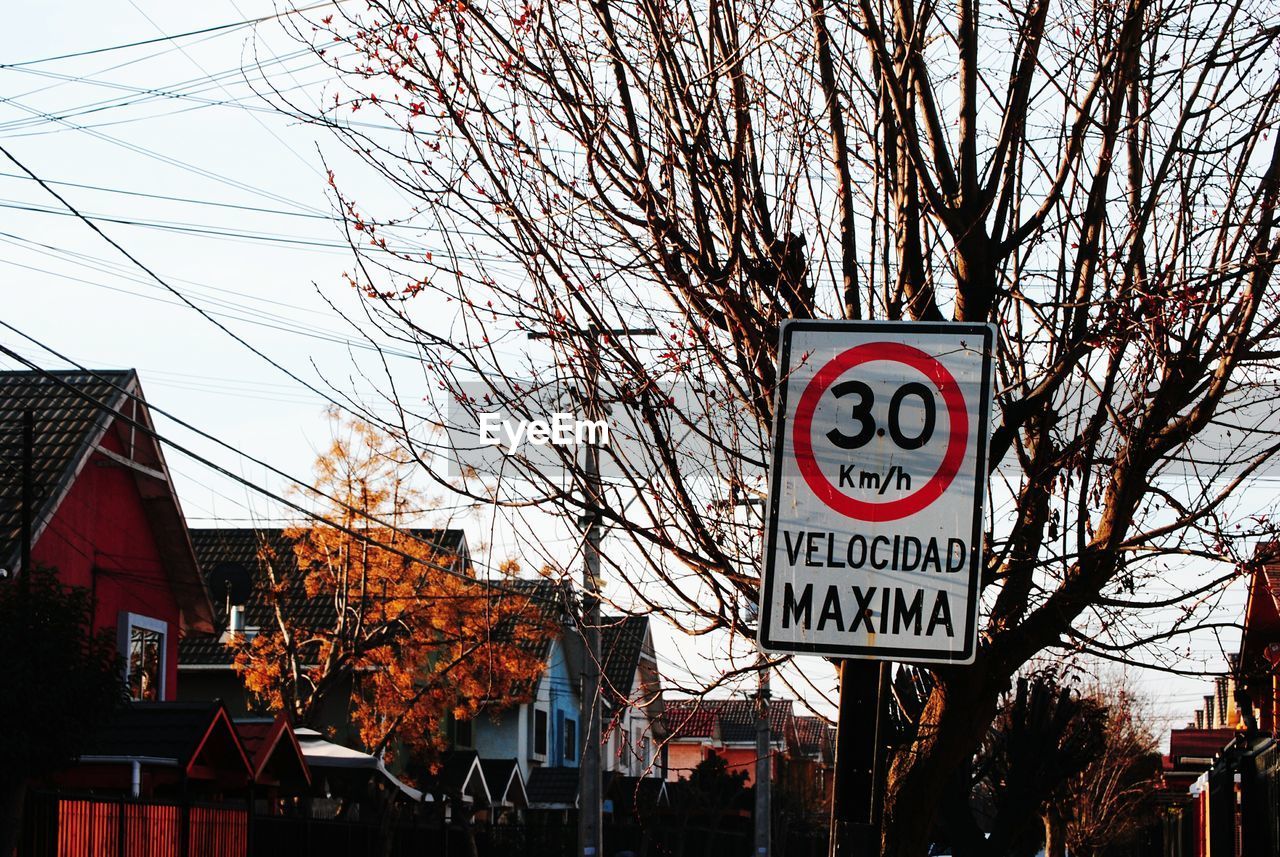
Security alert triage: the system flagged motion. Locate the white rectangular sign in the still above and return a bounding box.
[758,321,994,663]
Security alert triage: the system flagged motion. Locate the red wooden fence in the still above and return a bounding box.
[25,794,245,857]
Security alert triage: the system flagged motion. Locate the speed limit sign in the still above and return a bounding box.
[758,320,995,663]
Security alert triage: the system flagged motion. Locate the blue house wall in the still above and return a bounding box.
[472,637,580,779]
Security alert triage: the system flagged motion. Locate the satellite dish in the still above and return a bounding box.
[207,562,252,607]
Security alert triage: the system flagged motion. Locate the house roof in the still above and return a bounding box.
[1240,543,1280,669]
[80,701,252,781]
[718,699,793,744]
[793,715,834,758]
[178,527,469,666]
[662,698,794,745]
[0,370,214,633]
[1167,728,1237,770]
[659,700,720,740]
[234,714,311,789]
[419,749,491,805]
[603,772,667,815]
[294,728,424,801]
[479,758,527,807]
[601,615,648,701]
[490,577,576,698]
[526,766,579,807]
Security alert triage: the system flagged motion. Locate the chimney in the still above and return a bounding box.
[229,604,246,634]
[1204,695,1216,728]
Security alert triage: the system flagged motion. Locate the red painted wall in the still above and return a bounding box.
[719,746,772,786]
[32,422,183,699]
[664,744,775,786]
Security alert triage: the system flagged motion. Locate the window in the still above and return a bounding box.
[455,717,473,748]
[534,709,548,757]
[129,627,162,701]
[564,718,577,762]
[119,613,167,702]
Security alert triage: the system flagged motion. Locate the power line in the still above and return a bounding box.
[0,1,343,69]
[0,93,329,215]
[0,61,330,138]
[0,247,426,364]
[0,170,519,247]
[0,170,341,221]
[0,229,346,320]
[0,140,377,421]
[123,0,327,183]
[0,336,573,611]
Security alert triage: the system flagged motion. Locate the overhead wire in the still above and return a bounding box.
[0,335,572,608]
[0,8,819,706]
[0,244,426,364]
[0,198,438,255]
[0,169,529,247]
[0,93,329,215]
[0,45,324,133]
[0,228,346,320]
[0,139,395,424]
[124,0,327,182]
[0,1,345,69]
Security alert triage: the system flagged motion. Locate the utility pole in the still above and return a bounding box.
[754,652,772,857]
[530,324,655,857]
[581,410,605,857]
[718,493,772,857]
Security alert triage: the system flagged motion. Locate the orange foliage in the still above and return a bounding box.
[231,415,552,767]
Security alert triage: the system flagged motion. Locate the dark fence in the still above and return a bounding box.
[23,791,820,857]
[250,813,444,857]
[1241,740,1280,857]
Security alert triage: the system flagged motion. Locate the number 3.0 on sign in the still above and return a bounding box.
[759,321,995,664]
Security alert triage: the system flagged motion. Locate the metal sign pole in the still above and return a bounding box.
[829,660,883,855]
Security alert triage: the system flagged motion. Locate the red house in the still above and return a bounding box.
[1,370,215,701]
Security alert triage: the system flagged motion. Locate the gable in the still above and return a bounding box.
[2,370,214,634]
[0,370,132,571]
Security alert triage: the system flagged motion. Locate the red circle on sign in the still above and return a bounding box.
[792,342,968,522]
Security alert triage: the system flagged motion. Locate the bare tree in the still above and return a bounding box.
[261,0,1280,851]
[1045,678,1161,857]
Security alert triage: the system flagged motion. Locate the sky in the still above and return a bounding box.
[0,1,1248,736]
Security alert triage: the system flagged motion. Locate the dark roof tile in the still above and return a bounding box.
[793,715,834,756]
[526,766,578,805]
[84,701,227,763]
[661,698,794,744]
[600,615,647,701]
[179,527,469,666]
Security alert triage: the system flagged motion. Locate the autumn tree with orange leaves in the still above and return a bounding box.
[232,415,551,764]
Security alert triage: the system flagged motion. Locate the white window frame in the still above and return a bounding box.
[118,612,167,701]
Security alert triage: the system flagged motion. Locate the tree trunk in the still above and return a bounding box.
[1043,808,1066,857]
[880,672,1002,857]
[0,779,27,857]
